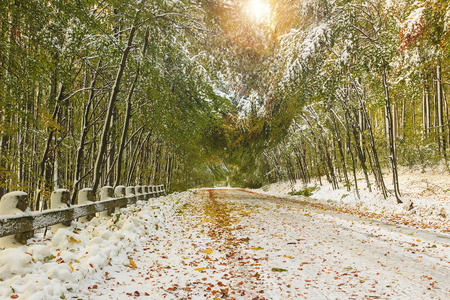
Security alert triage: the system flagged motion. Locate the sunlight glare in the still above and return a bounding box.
[246,0,270,22]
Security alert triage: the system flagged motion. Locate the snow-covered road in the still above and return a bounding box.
[72,189,450,299]
[207,189,450,299]
[1,189,449,299]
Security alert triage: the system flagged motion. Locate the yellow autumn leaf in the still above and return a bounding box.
[202,248,213,254]
[69,236,81,244]
[194,267,205,271]
[283,255,293,258]
[68,263,74,272]
[204,219,210,222]
[129,259,137,269]
[252,247,264,250]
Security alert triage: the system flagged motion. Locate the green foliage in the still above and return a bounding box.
[288,186,317,197]
[1,0,450,197]
[271,268,288,272]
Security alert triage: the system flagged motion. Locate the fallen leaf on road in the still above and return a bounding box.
[272,268,288,272]
[129,259,137,269]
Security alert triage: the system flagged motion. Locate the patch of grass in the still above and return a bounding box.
[113,212,121,224]
[288,186,317,197]
[340,194,349,200]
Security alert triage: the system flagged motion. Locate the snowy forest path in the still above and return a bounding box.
[202,189,450,299]
[73,189,450,299]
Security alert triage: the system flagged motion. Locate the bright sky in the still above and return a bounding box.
[246,0,270,22]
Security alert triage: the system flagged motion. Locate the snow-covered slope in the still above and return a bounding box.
[255,167,450,234]
[0,192,190,299]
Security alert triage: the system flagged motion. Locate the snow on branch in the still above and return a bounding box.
[280,23,330,85]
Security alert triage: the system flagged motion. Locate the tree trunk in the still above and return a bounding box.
[329,106,350,191]
[114,28,149,187]
[35,83,64,210]
[127,132,151,186]
[293,144,308,185]
[382,65,402,204]
[437,65,446,155]
[70,60,101,204]
[307,106,338,189]
[92,25,136,195]
[423,75,431,136]
[167,154,174,193]
[303,134,325,185]
[338,91,371,192]
[345,113,360,199]
[126,129,144,186]
[354,81,388,198]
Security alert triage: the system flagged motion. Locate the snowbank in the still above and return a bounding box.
[0,192,192,300]
[255,167,450,233]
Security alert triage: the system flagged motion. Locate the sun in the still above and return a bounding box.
[246,0,270,22]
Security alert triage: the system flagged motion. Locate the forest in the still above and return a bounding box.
[1,0,449,209]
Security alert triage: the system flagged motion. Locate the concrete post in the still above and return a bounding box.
[0,191,33,244]
[150,186,155,197]
[142,186,148,200]
[78,188,94,222]
[51,189,71,231]
[146,186,151,200]
[115,185,126,209]
[126,186,136,204]
[100,186,114,216]
[136,185,144,201]
[157,185,162,196]
[78,188,94,204]
[115,185,126,198]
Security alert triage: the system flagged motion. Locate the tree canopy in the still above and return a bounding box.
[1,0,450,202]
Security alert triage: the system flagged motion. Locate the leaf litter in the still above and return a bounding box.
[0,188,449,299]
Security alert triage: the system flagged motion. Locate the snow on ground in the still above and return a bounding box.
[219,190,450,299]
[255,167,450,234]
[0,193,187,299]
[71,188,450,299]
[1,183,449,300]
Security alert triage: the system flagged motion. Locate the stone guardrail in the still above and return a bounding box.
[0,185,165,244]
